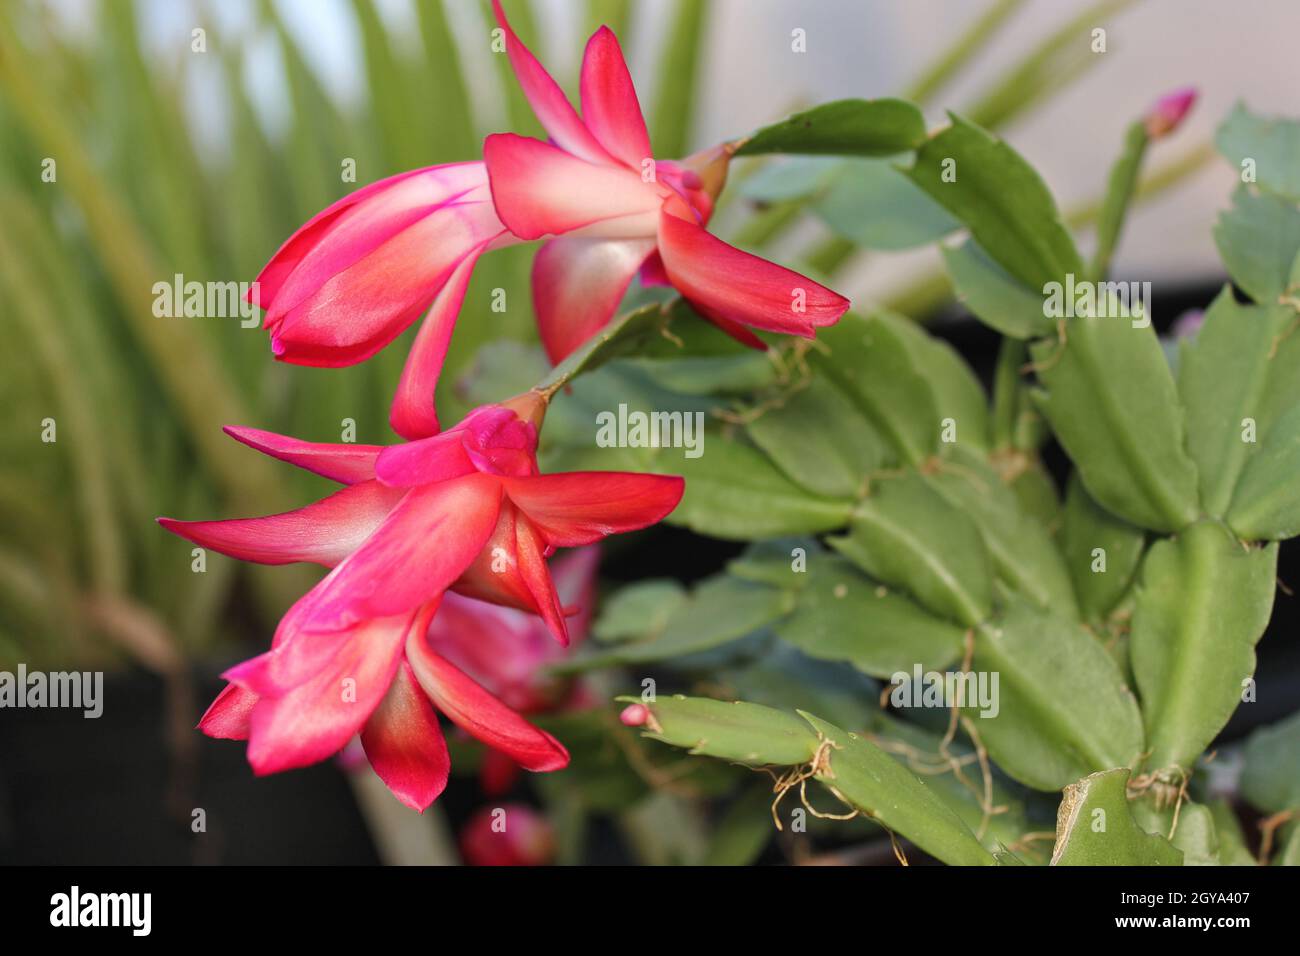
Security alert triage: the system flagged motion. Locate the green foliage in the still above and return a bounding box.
[736,99,926,158]
[1050,770,1183,866]
[551,93,1300,866]
[1129,522,1277,773]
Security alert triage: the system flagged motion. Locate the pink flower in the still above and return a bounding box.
[428,547,599,714]
[460,803,557,866]
[249,3,849,439]
[251,162,510,440]
[160,396,683,810]
[1144,87,1196,139]
[428,546,599,794]
[485,0,849,363]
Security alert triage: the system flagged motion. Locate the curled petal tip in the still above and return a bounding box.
[1145,87,1197,139]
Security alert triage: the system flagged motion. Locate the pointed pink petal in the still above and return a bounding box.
[389,247,484,440]
[639,250,671,287]
[223,426,382,484]
[266,163,489,322]
[374,430,477,489]
[157,480,406,567]
[514,512,569,644]
[252,166,434,310]
[448,502,565,644]
[483,133,661,241]
[406,626,569,772]
[243,606,428,775]
[426,592,558,710]
[490,0,614,167]
[271,202,506,367]
[224,621,355,699]
[551,546,601,646]
[361,660,450,811]
[198,683,258,740]
[299,473,504,630]
[501,472,685,547]
[579,26,653,169]
[532,236,655,363]
[657,207,850,336]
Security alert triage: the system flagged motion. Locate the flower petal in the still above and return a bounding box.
[639,250,671,287]
[361,660,451,812]
[299,473,503,630]
[270,197,504,367]
[551,546,601,646]
[657,207,850,336]
[501,472,685,547]
[513,511,569,644]
[158,480,406,567]
[388,246,484,440]
[374,431,477,489]
[490,0,614,167]
[266,164,488,318]
[448,502,566,644]
[532,236,655,363]
[243,607,426,775]
[251,166,434,310]
[426,592,559,710]
[198,683,258,740]
[483,133,661,241]
[406,627,569,772]
[223,425,382,484]
[579,26,653,169]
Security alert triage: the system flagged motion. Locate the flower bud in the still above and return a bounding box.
[1145,87,1196,139]
[460,804,556,866]
[619,703,649,727]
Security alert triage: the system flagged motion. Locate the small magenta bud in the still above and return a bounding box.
[620,703,649,726]
[1145,87,1196,139]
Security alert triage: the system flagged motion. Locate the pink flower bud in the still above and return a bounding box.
[1145,87,1197,139]
[619,703,649,727]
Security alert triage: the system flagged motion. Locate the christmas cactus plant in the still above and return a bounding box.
[148,2,1300,866]
[552,92,1300,866]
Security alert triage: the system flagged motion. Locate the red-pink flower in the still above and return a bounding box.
[484,0,849,362]
[159,397,682,810]
[429,546,599,714]
[460,803,557,866]
[429,546,600,794]
[249,2,849,440]
[251,161,510,439]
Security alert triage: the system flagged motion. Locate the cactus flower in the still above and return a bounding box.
[460,803,557,866]
[428,546,600,794]
[249,2,849,439]
[251,161,510,439]
[485,0,849,363]
[159,399,682,809]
